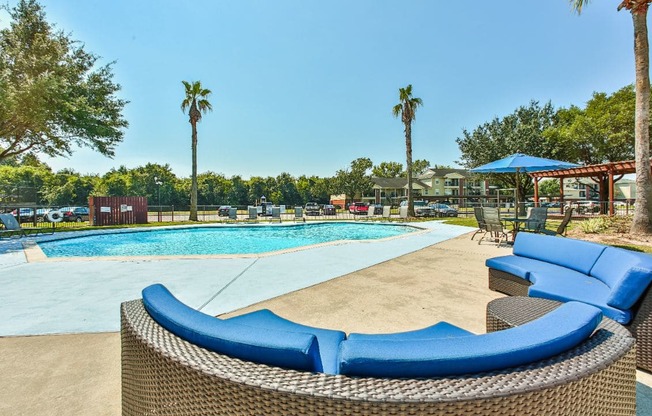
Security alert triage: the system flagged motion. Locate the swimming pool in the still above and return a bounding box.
[37,223,420,257]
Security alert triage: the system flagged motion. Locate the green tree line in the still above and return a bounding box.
[0,157,403,208]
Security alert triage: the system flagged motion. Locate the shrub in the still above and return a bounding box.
[578,217,608,234]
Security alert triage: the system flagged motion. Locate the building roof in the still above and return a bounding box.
[418,168,471,179]
[371,177,430,190]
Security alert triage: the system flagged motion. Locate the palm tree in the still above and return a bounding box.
[181,80,213,221]
[393,84,423,217]
[571,0,652,234]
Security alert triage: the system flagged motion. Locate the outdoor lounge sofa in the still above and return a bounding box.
[486,232,652,372]
[121,284,636,415]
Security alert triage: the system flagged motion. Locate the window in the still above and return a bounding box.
[435,179,440,185]
[435,189,440,195]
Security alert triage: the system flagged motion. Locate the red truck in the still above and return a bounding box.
[348,202,369,215]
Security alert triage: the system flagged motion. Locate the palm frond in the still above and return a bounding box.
[569,0,590,13]
[181,80,213,115]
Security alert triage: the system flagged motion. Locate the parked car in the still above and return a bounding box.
[61,206,89,222]
[217,206,232,217]
[11,208,34,222]
[304,202,321,216]
[399,200,432,217]
[322,204,336,215]
[575,201,600,214]
[348,202,369,215]
[429,203,458,217]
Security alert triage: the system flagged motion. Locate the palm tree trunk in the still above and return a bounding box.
[190,121,199,221]
[405,122,415,217]
[631,9,652,234]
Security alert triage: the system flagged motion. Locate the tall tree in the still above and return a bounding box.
[181,80,212,221]
[457,101,562,209]
[0,0,128,162]
[392,85,423,217]
[333,158,373,202]
[570,0,652,233]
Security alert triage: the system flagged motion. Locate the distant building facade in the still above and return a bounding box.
[369,168,492,206]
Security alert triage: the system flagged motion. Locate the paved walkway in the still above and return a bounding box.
[0,224,650,415]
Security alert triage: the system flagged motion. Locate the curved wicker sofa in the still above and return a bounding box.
[121,294,636,415]
[487,232,652,373]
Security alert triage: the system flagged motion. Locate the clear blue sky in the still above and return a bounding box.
[0,1,640,178]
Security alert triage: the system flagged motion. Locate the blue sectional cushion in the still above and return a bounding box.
[348,321,473,341]
[513,233,606,275]
[142,284,323,372]
[338,302,602,378]
[225,309,346,375]
[589,247,652,310]
[528,271,631,324]
[486,255,574,282]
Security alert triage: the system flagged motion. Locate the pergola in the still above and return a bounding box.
[529,159,642,216]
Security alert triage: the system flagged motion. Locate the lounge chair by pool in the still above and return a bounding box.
[0,213,52,238]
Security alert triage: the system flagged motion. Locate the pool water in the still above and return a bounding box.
[38,223,418,257]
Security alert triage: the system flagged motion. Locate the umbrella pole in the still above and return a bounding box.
[515,168,520,220]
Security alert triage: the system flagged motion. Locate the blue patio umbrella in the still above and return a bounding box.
[470,153,580,218]
[469,153,579,174]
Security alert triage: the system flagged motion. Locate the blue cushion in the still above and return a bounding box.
[226,309,346,375]
[589,247,652,309]
[338,302,602,378]
[348,321,473,341]
[513,233,606,275]
[486,255,574,282]
[528,271,631,324]
[142,284,323,372]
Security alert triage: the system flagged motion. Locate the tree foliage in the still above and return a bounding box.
[333,157,373,201]
[0,0,128,161]
[456,101,565,206]
[410,159,431,177]
[544,85,644,164]
[372,161,403,178]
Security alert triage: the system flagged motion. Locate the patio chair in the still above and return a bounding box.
[0,213,53,238]
[381,206,391,221]
[294,207,305,223]
[270,207,282,223]
[227,208,238,223]
[470,207,487,240]
[246,207,258,222]
[522,207,548,233]
[541,206,574,237]
[477,207,508,246]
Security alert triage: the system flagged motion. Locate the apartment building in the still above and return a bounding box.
[370,168,491,206]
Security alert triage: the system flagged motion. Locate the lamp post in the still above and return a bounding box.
[154,176,162,222]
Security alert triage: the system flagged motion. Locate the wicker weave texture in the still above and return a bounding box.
[488,268,652,373]
[488,268,530,296]
[122,299,636,416]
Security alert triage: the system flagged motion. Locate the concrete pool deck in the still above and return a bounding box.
[0,222,651,415]
[0,221,470,336]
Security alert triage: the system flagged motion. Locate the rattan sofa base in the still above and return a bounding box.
[121,298,636,415]
[488,267,652,373]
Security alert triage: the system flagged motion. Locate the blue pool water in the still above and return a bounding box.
[38,223,418,257]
